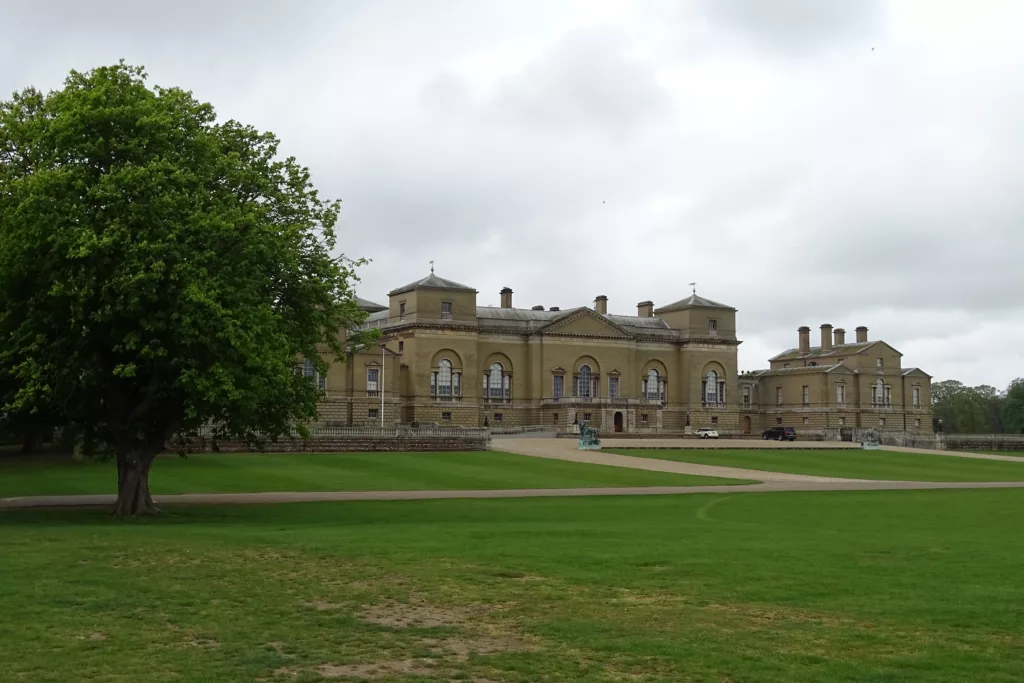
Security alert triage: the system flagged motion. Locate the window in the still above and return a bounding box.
[368,408,379,419]
[645,369,663,401]
[367,368,380,396]
[711,416,718,425]
[398,340,404,352]
[838,417,845,425]
[802,385,809,407]
[575,365,596,398]
[708,319,718,336]
[494,413,503,422]
[641,413,649,423]
[884,384,892,406]
[742,386,751,406]
[552,375,564,399]
[608,376,619,398]
[776,417,783,425]
[913,387,920,408]
[876,358,883,369]
[399,301,406,321]
[808,362,817,367]
[487,362,504,399]
[879,417,886,427]
[301,359,326,391]
[784,363,791,368]
[703,370,719,405]
[553,412,559,424]
[802,417,809,425]
[582,412,592,421]
[872,379,884,406]
[432,359,458,399]
[837,383,846,405]
[442,411,452,421]
[441,301,452,320]
[914,419,921,427]
[776,387,783,406]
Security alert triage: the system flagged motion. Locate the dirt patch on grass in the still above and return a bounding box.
[317,658,437,678]
[358,599,489,629]
[426,635,534,660]
[186,637,221,649]
[75,631,107,641]
[304,599,345,611]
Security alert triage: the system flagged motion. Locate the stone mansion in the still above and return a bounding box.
[312,271,933,435]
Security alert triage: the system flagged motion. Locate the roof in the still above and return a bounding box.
[902,367,932,378]
[745,364,848,377]
[388,273,477,296]
[655,293,735,314]
[769,341,876,362]
[356,296,387,313]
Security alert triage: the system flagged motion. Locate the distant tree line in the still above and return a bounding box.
[932,379,1024,434]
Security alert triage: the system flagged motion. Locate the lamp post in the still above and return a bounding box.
[380,342,386,428]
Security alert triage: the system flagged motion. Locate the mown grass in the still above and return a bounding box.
[1,489,1023,682]
[608,448,1024,481]
[0,451,744,498]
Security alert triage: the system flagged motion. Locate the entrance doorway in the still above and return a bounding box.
[743,416,751,434]
[614,411,624,433]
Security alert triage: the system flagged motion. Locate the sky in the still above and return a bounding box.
[2,0,1022,388]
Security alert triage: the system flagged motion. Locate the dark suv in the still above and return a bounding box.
[762,426,796,441]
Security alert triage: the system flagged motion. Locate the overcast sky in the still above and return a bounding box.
[2,0,1022,388]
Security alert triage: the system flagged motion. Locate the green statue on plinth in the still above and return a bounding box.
[578,420,601,450]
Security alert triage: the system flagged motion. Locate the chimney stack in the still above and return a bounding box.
[594,295,608,315]
[834,328,846,346]
[856,326,868,343]
[499,287,513,309]
[637,301,654,318]
[798,326,811,353]
[820,324,833,352]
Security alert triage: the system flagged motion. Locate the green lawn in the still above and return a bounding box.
[0,451,743,498]
[608,448,1024,481]
[2,490,1023,682]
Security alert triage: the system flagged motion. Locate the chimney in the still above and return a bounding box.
[594,295,608,315]
[820,324,833,352]
[531,305,544,311]
[834,328,846,346]
[798,326,811,353]
[499,287,513,309]
[637,301,654,318]
[550,306,560,311]
[856,326,868,343]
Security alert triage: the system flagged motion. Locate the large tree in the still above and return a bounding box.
[0,63,372,514]
[1004,379,1024,435]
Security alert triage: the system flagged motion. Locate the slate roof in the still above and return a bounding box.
[388,273,477,296]
[655,293,735,314]
[902,367,932,377]
[356,296,387,313]
[769,341,876,362]
[746,364,847,376]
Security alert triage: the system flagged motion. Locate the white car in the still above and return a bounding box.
[696,428,719,439]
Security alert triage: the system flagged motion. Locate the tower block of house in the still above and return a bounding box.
[314,271,932,436]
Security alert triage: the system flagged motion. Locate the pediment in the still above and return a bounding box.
[536,309,633,339]
[551,366,567,374]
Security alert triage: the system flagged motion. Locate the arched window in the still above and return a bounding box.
[644,369,662,401]
[488,362,503,399]
[702,369,725,406]
[873,378,884,406]
[575,364,593,398]
[437,359,453,396]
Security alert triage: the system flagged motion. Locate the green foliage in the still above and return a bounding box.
[0,63,373,464]
[1003,378,1024,434]
[930,378,1019,434]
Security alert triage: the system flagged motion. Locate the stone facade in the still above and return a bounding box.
[317,274,933,436]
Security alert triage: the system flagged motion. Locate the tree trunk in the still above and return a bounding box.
[113,448,159,516]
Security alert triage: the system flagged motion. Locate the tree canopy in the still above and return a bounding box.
[0,62,373,514]
[931,378,1024,434]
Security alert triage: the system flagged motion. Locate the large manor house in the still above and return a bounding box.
[312,271,933,436]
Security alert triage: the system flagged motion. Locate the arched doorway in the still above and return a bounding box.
[743,416,751,434]
[614,411,624,433]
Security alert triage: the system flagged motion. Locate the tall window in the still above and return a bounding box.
[553,375,564,399]
[776,387,783,405]
[802,385,809,406]
[367,368,380,396]
[608,376,619,398]
[708,319,718,337]
[575,365,594,398]
[437,359,452,396]
[702,370,718,404]
[884,384,892,406]
[742,386,750,406]
[488,362,503,398]
[399,301,406,321]
[913,386,920,408]
[837,383,846,405]
[441,301,453,320]
[876,357,883,369]
[301,359,326,391]
[644,369,663,401]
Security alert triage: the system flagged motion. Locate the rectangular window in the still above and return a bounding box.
[494,413,503,422]
[802,385,809,407]
[837,384,846,405]
[553,375,564,399]
[453,372,461,397]
[441,301,452,320]
[553,412,558,424]
[399,301,406,321]
[608,376,619,398]
[398,340,404,352]
[913,387,920,408]
[368,408,378,419]
[441,411,452,421]
[582,412,592,421]
[366,368,380,395]
[884,385,892,406]
[430,372,436,396]
[776,387,783,406]
[876,358,883,369]
[641,413,649,423]
[802,417,809,425]
[915,418,921,427]
[879,417,886,427]
[776,417,783,425]
[742,386,750,406]
[838,417,845,425]
[711,416,718,425]
[708,319,718,336]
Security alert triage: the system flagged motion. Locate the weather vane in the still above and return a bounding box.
[689,281,697,295]
[429,260,434,274]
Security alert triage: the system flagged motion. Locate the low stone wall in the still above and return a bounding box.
[944,434,1024,452]
[168,427,491,453]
